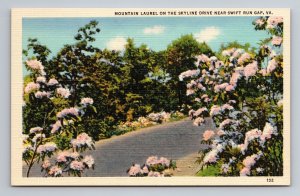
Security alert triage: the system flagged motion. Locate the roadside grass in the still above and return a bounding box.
[196,164,220,176]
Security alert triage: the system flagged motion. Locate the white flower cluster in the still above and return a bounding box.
[47,78,59,86]
[128,156,174,177]
[240,152,263,176]
[26,59,46,75]
[128,164,149,176]
[24,82,40,94]
[179,69,200,81]
[83,155,95,169]
[71,133,94,149]
[80,97,94,106]
[35,91,51,99]
[48,165,62,177]
[56,87,71,98]
[147,111,170,123]
[146,156,171,167]
[50,120,62,134]
[29,126,43,134]
[193,117,205,126]
[37,142,57,154]
[56,151,78,163]
[218,119,239,131]
[238,123,277,154]
[57,107,79,118]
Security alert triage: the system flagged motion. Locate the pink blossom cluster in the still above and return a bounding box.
[36,76,46,83]
[137,117,154,127]
[186,89,195,96]
[217,130,225,136]
[186,80,206,92]
[237,53,251,64]
[42,159,51,169]
[26,59,46,75]
[57,107,79,118]
[128,156,174,177]
[260,122,277,143]
[178,69,200,81]
[240,152,263,176]
[29,126,43,134]
[35,91,51,99]
[42,150,94,177]
[229,72,242,87]
[218,119,239,131]
[80,97,94,106]
[48,165,62,177]
[146,156,170,167]
[225,84,235,92]
[56,151,79,163]
[221,103,234,111]
[147,111,171,123]
[221,48,237,57]
[83,155,95,168]
[244,61,258,80]
[186,80,197,89]
[70,160,85,171]
[255,18,265,26]
[214,82,229,93]
[51,120,62,134]
[266,16,283,29]
[203,149,218,164]
[238,123,277,153]
[221,163,230,174]
[271,36,283,46]
[210,105,222,116]
[267,59,278,74]
[194,107,208,117]
[196,54,210,65]
[37,142,57,154]
[128,164,149,176]
[210,56,218,62]
[193,117,205,126]
[24,82,40,93]
[118,111,179,131]
[56,87,71,98]
[71,132,94,149]
[202,130,215,141]
[201,94,211,103]
[47,78,59,86]
[215,61,224,69]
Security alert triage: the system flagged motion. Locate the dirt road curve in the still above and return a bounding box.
[25,118,212,177]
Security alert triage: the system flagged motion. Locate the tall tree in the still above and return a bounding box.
[165,34,214,111]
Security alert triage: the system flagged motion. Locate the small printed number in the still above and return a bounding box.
[267,178,274,182]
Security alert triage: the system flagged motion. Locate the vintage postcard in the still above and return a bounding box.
[11,8,290,186]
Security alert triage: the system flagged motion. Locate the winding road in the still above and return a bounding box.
[25,118,213,177]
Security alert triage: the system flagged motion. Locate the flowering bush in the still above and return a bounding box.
[127,156,176,177]
[116,111,186,134]
[181,16,284,176]
[22,59,96,177]
[147,111,171,123]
